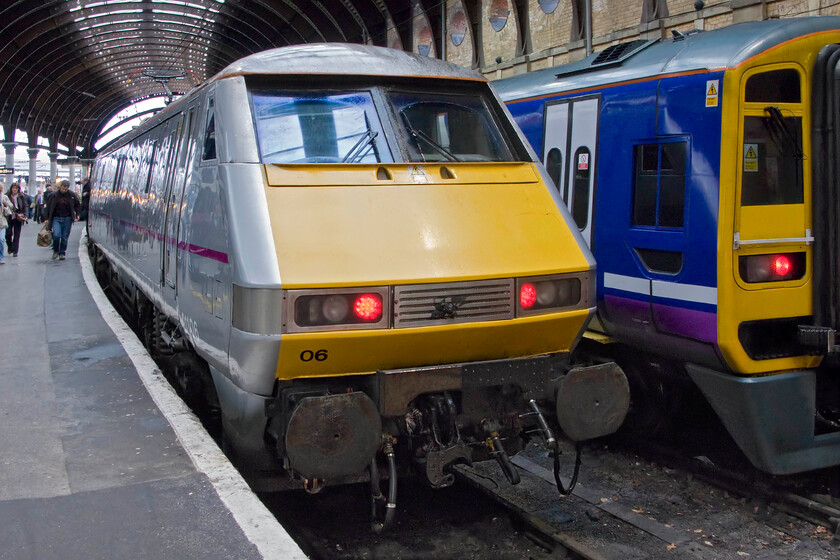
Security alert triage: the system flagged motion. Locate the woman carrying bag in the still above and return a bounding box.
[5,182,27,257]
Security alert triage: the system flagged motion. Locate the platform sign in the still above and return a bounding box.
[0,167,13,175]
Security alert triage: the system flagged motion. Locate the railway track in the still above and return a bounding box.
[620,437,840,538]
[92,250,838,558]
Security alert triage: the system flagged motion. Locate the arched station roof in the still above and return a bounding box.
[0,0,443,157]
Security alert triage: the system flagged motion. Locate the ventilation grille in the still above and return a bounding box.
[591,39,655,66]
[394,279,514,328]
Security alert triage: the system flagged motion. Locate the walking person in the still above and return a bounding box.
[0,184,12,265]
[44,179,81,261]
[41,182,52,222]
[5,182,28,257]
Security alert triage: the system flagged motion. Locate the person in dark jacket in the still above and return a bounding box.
[44,180,81,261]
[79,176,91,221]
[5,182,28,257]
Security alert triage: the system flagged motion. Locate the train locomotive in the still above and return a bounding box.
[494,16,840,474]
[86,43,630,522]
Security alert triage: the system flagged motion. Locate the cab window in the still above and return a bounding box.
[740,68,804,207]
[388,90,515,162]
[251,91,388,164]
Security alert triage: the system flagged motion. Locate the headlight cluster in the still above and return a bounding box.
[284,274,588,332]
[516,277,582,315]
[293,292,387,330]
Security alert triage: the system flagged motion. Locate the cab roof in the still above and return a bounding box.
[213,42,485,83]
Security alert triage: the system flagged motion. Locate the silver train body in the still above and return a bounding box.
[88,44,628,493]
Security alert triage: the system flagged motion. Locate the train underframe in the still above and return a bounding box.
[579,338,840,474]
[89,241,631,506]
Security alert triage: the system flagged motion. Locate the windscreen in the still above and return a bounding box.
[251,91,388,164]
[388,90,515,162]
[251,83,522,164]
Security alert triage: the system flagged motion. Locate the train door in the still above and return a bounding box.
[728,65,813,360]
[163,109,195,298]
[542,96,599,247]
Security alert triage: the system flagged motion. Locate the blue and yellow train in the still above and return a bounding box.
[495,16,840,474]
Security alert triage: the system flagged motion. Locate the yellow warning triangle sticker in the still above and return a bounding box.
[707,83,717,96]
[746,146,757,158]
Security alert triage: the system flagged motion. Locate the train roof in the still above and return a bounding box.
[212,42,485,83]
[494,16,840,102]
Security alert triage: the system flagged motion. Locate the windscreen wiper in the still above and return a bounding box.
[400,112,460,162]
[341,129,378,163]
[765,106,804,160]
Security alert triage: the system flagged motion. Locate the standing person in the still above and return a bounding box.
[5,182,28,257]
[0,184,11,265]
[41,182,52,220]
[79,176,91,221]
[33,187,44,223]
[44,179,80,261]
[26,189,34,220]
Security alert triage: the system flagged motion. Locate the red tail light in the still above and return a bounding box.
[353,294,383,321]
[520,283,537,309]
[771,255,791,277]
[739,253,805,283]
[290,288,388,331]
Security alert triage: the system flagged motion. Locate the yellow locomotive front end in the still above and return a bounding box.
[262,162,614,489]
[230,47,629,501]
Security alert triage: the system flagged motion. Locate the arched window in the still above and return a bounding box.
[489,0,509,32]
[538,0,559,14]
[570,0,585,42]
[449,6,468,46]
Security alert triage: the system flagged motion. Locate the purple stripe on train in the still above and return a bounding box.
[603,294,717,344]
[92,209,229,264]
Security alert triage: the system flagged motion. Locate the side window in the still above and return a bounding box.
[572,147,591,229]
[632,144,658,226]
[632,141,686,228]
[545,147,563,195]
[202,98,216,161]
[658,143,686,227]
[113,154,127,193]
[145,141,158,194]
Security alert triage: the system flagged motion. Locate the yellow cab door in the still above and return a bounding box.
[725,63,818,373]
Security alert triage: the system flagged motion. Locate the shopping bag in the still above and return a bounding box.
[37,224,52,247]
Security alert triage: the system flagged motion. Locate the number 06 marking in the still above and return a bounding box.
[300,349,328,362]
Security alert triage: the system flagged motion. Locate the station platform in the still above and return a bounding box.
[0,223,306,560]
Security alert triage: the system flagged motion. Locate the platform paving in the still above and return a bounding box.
[0,222,303,560]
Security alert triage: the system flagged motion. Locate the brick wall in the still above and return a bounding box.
[440,0,840,76]
[529,0,574,54]
[481,0,520,65]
